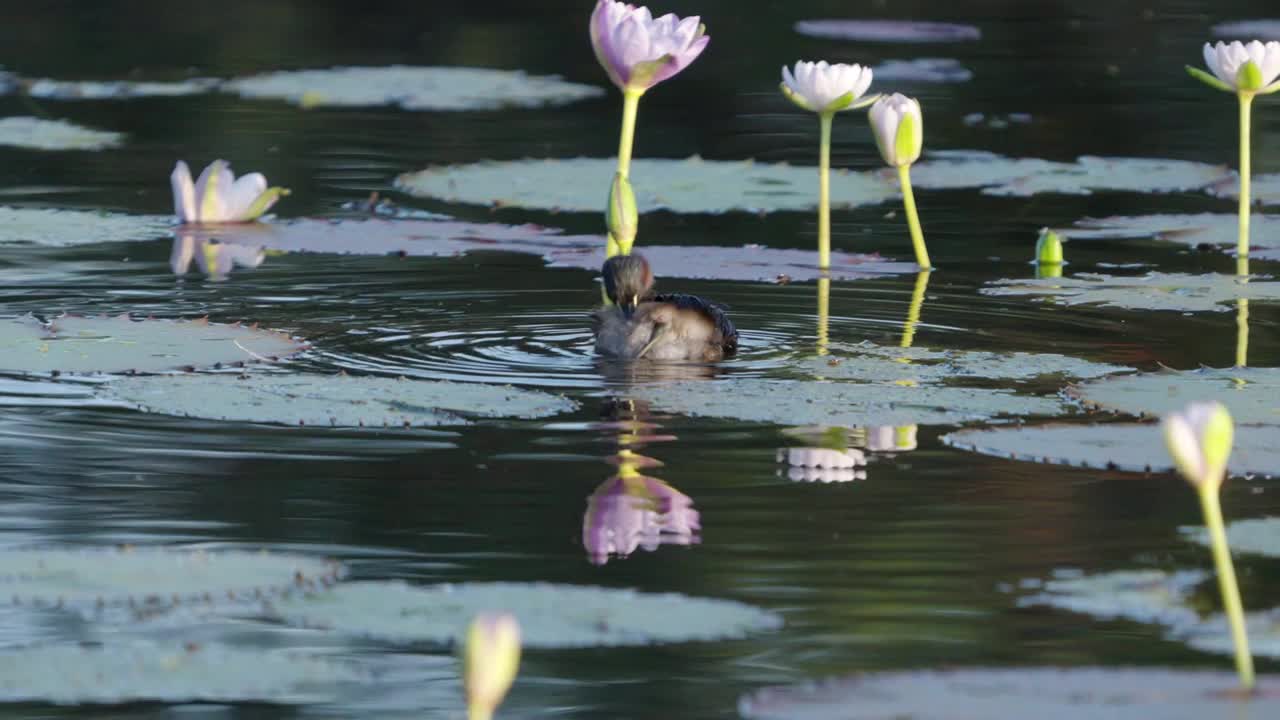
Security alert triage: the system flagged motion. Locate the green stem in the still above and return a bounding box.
[469,707,493,720]
[818,112,833,270]
[1198,485,1254,691]
[616,89,643,180]
[1238,93,1254,259]
[898,164,931,270]
[1236,298,1249,368]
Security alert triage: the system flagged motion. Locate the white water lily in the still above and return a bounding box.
[780,61,876,114]
[1200,41,1280,93]
[170,160,289,224]
[869,93,923,168]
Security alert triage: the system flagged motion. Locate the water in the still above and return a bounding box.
[1,0,1279,717]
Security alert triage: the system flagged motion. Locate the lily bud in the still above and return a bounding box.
[464,613,521,720]
[606,173,638,255]
[1035,228,1064,265]
[1162,401,1234,491]
[868,94,923,168]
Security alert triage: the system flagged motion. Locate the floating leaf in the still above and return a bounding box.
[912,152,1230,197]
[23,77,221,100]
[223,66,603,111]
[1212,20,1280,40]
[871,58,972,83]
[0,207,170,247]
[1178,608,1280,659]
[942,424,1280,477]
[797,342,1130,384]
[107,373,578,427]
[0,547,342,610]
[545,244,916,282]
[261,581,781,648]
[396,157,899,214]
[1071,367,1280,426]
[984,272,1280,312]
[1065,213,1280,257]
[0,642,359,705]
[739,668,1280,719]
[1017,569,1207,627]
[0,315,304,376]
[0,116,122,151]
[793,19,981,42]
[909,150,1066,190]
[638,379,1065,427]
[1181,517,1280,558]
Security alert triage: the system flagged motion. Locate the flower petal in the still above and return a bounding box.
[169,160,196,223]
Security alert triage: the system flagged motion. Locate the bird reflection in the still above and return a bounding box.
[583,398,699,565]
[171,235,266,281]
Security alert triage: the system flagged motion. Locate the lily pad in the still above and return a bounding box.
[871,58,972,83]
[0,116,122,151]
[0,315,305,376]
[395,157,899,214]
[23,77,221,100]
[1212,20,1280,40]
[545,245,916,282]
[911,152,1230,197]
[0,207,170,247]
[793,19,981,42]
[983,272,1280,312]
[0,546,342,610]
[1066,213,1280,258]
[1016,569,1207,627]
[638,379,1064,427]
[942,424,1280,477]
[106,373,578,427]
[1179,609,1280,659]
[1071,367,1280,425]
[739,668,1280,719]
[1181,517,1280,558]
[0,642,359,705]
[260,581,782,648]
[223,65,603,111]
[797,342,1130,383]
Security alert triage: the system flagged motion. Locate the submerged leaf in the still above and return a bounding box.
[1017,569,1207,627]
[224,66,603,111]
[0,207,170,247]
[1072,367,1280,426]
[0,315,305,376]
[0,116,123,151]
[942,424,1280,477]
[261,581,782,648]
[106,373,578,427]
[739,668,1280,719]
[984,272,1280,312]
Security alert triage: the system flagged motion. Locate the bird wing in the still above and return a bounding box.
[650,293,739,356]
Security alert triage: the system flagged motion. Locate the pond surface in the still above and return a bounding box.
[0,0,1279,717]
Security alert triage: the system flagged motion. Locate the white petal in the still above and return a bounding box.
[169,160,196,223]
[1204,42,1226,83]
[224,172,270,221]
[192,160,230,222]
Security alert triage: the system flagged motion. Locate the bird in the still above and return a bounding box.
[593,254,739,362]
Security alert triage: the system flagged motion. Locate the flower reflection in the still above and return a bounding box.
[777,447,866,483]
[171,235,266,281]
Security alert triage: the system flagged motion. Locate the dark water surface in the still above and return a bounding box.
[1,0,1279,717]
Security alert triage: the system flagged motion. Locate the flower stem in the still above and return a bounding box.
[1198,484,1254,691]
[616,89,643,180]
[900,270,931,349]
[898,164,931,270]
[1238,93,1254,259]
[1236,298,1249,368]
[816,276,830,356]
[818,112,834,270]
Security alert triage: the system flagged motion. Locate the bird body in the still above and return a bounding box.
[593,255,738,362]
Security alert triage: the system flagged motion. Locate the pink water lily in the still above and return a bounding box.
[170,159,289,224]
[590,0,709,93]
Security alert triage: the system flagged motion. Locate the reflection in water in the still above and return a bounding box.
[776,447,866,483]
[899,270,930,350]
[584,399,699,565]
[171,235,266,281]
[816,276,830,356]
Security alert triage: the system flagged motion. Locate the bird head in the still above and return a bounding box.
[602,254,654,319]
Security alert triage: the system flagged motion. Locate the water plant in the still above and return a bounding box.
[1162,402,1253,690]
[589,0,708,256]
[1034,228,1064,279]
[171,159,289,224]
[464,614,521,720]
[779,60,878,270]
[1188,41,1280,258]
[869,94,930,269]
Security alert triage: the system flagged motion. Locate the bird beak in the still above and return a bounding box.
[621,294,639,319]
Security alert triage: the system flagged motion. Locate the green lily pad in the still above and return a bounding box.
[223,65,603,111]
[395,157,899,214]
[23,77,220,100]
[638,379,1064,427]
[738,668,1280,719]
[0,315,305,376]
[1181,517,1280,558]
[1016,569,1207,627]
[1071,367,1280,425]
[798,342,1130,383]
[0,642,359,705]
[0,207,170,247]
[942,424,1280,477]
[260,581,782,648]
[545,245,916,282]
[983,272,1279,312]
[0,546,343,610]
[0,116,122,151]
[106,373,578,427]
[911,152,1230,197]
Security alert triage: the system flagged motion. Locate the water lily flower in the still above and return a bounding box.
[1161,401,1253,691]
[170,159,289,224]
[590,0,709,94]
[464,613,521,720]
[1188,41,1280,260]
[779,61,877,271]
[869,94,930,269]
